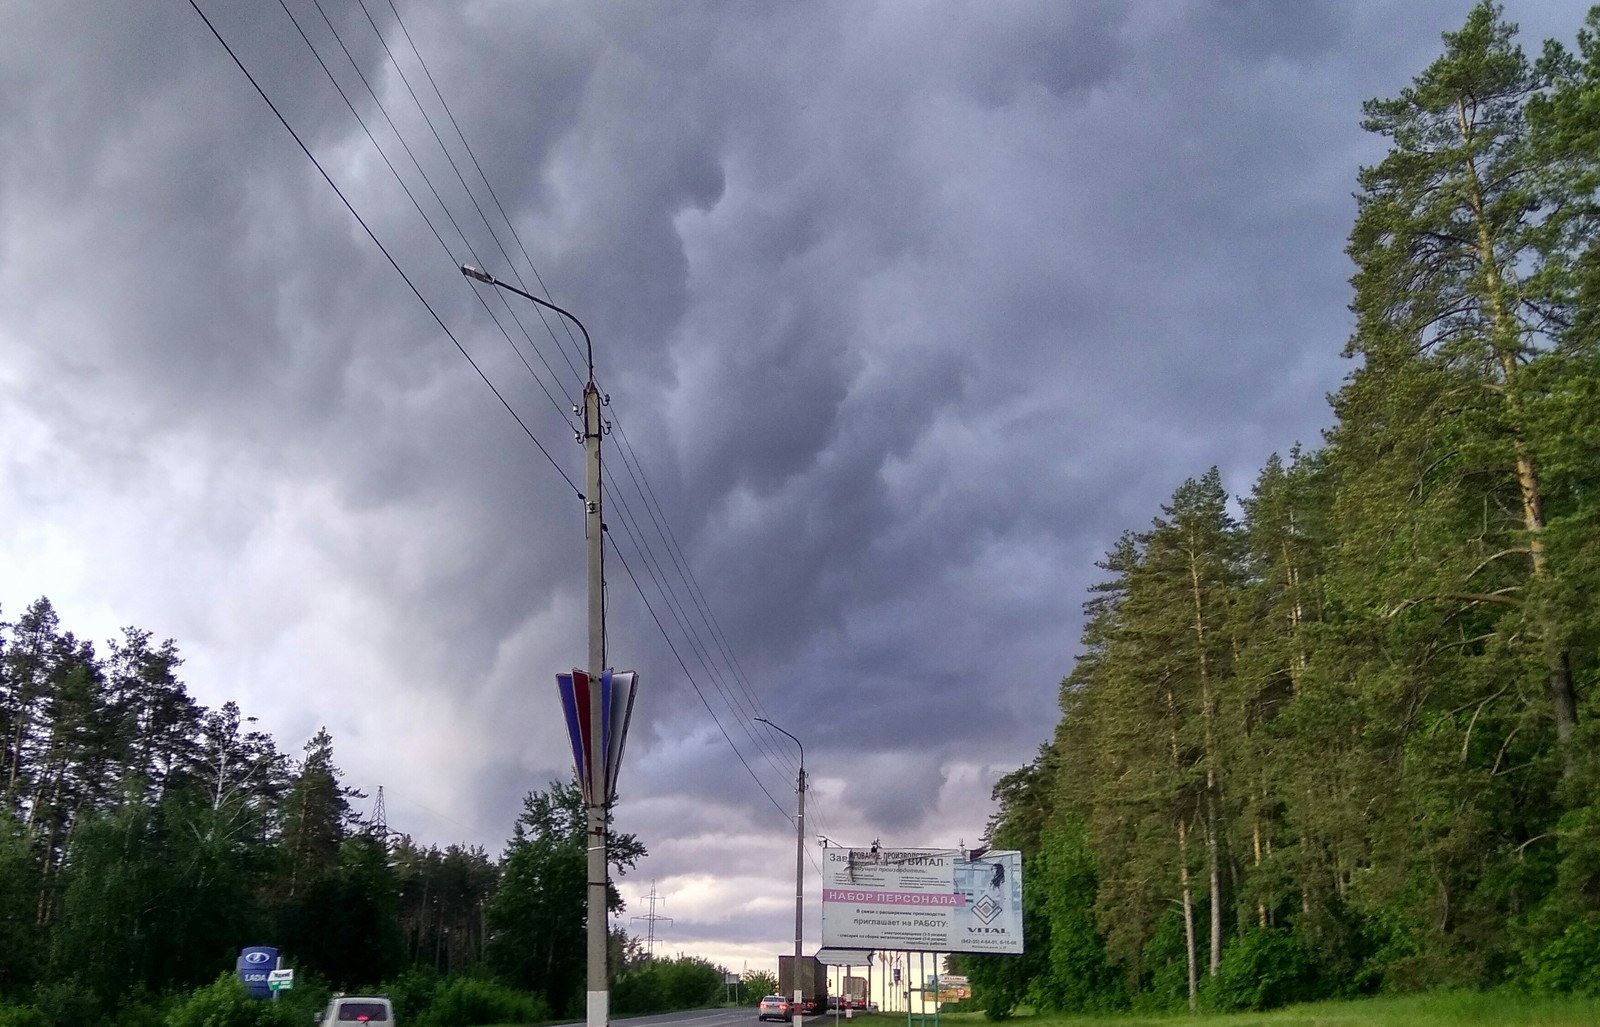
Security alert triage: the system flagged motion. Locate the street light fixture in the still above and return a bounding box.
[460,264,594,380]
[756,717,806,1027]
[461,263,610,1027]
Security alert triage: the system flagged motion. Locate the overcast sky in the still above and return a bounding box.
[1,0,1590,975]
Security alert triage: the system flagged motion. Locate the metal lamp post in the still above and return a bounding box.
[756,717,806,1027]
[461,265,610,1027]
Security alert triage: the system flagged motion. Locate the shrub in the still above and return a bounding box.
[380,967,443,1024]
[655,957,723,1010]
[1526,915,1600,995]
[0,1005,48,1027]
[422,978,547,1027]
[1204,928,1318,1012]
[113,997,168,1027]
[29,979,104,1027]
[165,973,299,1027]
[612,966,666,1016]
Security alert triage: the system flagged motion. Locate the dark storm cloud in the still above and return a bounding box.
[4,0,1595,968]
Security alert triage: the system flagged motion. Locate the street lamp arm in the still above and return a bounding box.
[460,264,594,381]
[755,716,804,768]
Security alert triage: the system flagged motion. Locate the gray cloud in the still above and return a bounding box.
[2,0,1590,971]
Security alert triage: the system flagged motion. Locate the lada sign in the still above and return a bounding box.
[236,946,278,999]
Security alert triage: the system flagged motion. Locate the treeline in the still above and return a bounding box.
[0,595,721,1023]
[962,3,1600,1017]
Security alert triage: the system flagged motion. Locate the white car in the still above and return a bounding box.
[317,996,395,1026]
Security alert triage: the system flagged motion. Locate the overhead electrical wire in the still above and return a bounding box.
[308,0,581,408]
[192,0,835,847]
[349,0,586,385]
[598,462,804,786]
[363,0,817,804]
[375,0,589,379]
[604,537,792,821]
[319,0,780,769]
[184,0,578,499]
[278,0,578,424]
[365,0,837,840]
[604,424,795,768]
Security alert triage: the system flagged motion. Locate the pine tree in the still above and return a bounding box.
[281,727,350,898]
[1345,0,1578,757]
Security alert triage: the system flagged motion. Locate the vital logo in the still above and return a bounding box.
[971,894,1004,925]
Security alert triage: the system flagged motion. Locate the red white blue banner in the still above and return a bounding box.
[557,669,638,805]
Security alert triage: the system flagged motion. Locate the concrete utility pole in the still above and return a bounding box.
[584,364,607,1027]
[460,265,610,1027]
[757,718,806,1027]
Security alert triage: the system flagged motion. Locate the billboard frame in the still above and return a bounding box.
[819,847,1023,956]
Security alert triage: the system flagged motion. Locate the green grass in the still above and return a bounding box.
[891,993,1600,1027]
[490,993,1600,1027]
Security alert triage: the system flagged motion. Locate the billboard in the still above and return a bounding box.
[820,848,1023,955]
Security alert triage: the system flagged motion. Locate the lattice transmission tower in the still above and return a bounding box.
[631,882,673,959]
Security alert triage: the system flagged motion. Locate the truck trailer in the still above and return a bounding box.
[778,955,828,1016]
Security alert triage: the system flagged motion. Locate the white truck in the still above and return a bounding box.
[317,995,395,1025]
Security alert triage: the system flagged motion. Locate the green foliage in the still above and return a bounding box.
[278,835,406,989]
[0,1005,48,1027]
[379,967,443,1024]
[1132,910,1191,1015]
[742,969,778,1003]
[612,967,665,1017]
[419,978,547,1027]
[484,780,645,1017]
[657,957,724,1009]
[29,978,105,1027]
[612,957,724,1015]
[1523,915,1600,996]
[0,811,45,999]
[164,974,299,1027]
[1032,819,1121,1014]
[1201,928,1318,1012]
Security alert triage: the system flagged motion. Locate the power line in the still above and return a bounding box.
[198,0,827,845]
[604,534,791,820]
[285,0,581,419]
[185,0,579,499]
[362,0,813,809]
[380,0,589,380]
[352,0,586,385]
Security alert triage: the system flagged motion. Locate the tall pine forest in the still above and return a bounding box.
[964,3,1600,1016]
[0,592,675,1020]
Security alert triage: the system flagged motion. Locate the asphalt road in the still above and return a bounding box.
[594,1010,758,1027]
[605,1009,875,1027]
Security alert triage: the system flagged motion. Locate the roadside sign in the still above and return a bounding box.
[267,969,294,991]
[821,847,1024,955]
[236,946,278,999]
